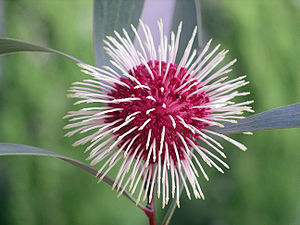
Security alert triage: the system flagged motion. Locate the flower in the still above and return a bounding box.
[64,20,253,208]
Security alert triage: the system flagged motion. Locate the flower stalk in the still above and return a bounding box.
[143,189,156,225]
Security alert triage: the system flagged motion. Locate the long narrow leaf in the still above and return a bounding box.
[161,179,184,225]
[93,0,145,67]
[0,38,82,63]
[0,143,144,209]
[207,103,300,133]
[171,0,201,60]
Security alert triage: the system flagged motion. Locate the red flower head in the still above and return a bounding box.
[65,20,252,207]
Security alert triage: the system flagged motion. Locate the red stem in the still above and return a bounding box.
[143,194,156,225]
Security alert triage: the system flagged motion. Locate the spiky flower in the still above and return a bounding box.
[65,20,252,207]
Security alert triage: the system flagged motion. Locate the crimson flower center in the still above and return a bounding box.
[106,60,211,166]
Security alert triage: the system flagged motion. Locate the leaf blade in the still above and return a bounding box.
[0,38,82,63]
[93,0,145,67]
[206,103,300,133]
[0,143,143,208]
[171,0,201,60]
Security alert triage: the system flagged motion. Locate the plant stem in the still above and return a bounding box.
[161,176,185,225]
[143,194,156,225]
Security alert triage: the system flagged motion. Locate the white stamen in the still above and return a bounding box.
[146,129,152,150]
[134,84,151,90]
[146,108,155,115]
[157,154,162,198]
[192,117,224,128]
[160,126,166,154]
[138,118,151,131]
[203,129,247,151]
[146,96,157,102]
[123,134,140,157]
[172,142,181,170]
[169,115,176,128]
[125,111,140,121]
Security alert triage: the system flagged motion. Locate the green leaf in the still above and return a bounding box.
[161,179,184,225]
[93,0,145,67]
[0,38,82,63]
[171,0,202,60]
[206,103,300,133]
[0,142,143,208]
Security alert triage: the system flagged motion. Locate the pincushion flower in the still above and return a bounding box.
[64,20,252,207]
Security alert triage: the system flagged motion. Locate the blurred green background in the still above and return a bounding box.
[0,0,300,224]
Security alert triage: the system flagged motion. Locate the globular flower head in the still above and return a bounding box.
[65,20,253,207]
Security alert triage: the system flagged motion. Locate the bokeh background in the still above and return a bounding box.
[0,0,300,224]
